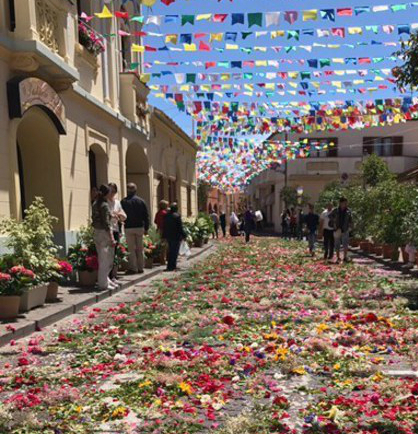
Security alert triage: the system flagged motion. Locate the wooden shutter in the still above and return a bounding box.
[363,137,375,155]
[392,136,403,156]
[328,138,338,157]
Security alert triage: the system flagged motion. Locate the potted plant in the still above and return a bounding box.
[46,260,73,302]
[78,21,105,56]
[0,272,21,320]
[68,225,98,287]
[115,239,129,274]
[6,265,43,313]
[143,235,157,269]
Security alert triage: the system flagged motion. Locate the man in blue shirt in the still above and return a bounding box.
[304,204,320,257]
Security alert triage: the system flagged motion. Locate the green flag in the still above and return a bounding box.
[241,32,253,39]
[182,15,195,26]
[319,58,331,67]
[186,74,196,83]
[248,13,262,27]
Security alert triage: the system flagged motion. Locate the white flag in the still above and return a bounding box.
[265,12,280,27]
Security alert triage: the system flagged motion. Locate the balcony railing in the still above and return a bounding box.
[78,19,105,57]
[35,0,60,54]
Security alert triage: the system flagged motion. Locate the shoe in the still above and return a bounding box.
[125,270,137,275]
[343,257,352,263]
[112,278,122,285]
[107,279,118,289]
[138,270,144,274]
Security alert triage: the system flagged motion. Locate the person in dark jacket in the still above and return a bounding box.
[219,209,227,238]
[121,183,150,274]
[163,203,186,272]
[304,204,320,257]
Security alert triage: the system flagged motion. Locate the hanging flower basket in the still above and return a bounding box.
[78,21,105,56]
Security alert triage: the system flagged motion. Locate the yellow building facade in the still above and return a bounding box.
[0,0,198,251]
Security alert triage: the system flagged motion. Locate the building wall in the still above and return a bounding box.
[247,121,418,233]
[0,0,198,252]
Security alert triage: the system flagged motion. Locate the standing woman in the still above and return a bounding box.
[219,209,227,238]
[92,185,117,291]
[230,211,239,237]
[108,183,126,282]
[154,200,169,234]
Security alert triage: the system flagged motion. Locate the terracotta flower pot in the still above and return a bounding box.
[46,281,59,302]
[350,239,360,248]
[359,241,372,253]
[401,247,409,264]
[382,244,395,260]
[19,285,48,312]
[78,270,98,287]
[374,245,383,257]
[145,257,153,269]
[0,295,21,320]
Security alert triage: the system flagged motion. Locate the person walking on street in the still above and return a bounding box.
[92,185,117,291]
[290,208,297,239]
[108,183,126,282]
[281,209,290,239]
[210,210,220,239]
[243,207,255,243]
[319,202,335,263]
[121,183,150,275]
[331,197,353,264]
[230,211,239,237]
[297,209,304,240]
[219,209,227,237]
[154,200,169,235]
[163,203,186,271]
[305,204,320,257]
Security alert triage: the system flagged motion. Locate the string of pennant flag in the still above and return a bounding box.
[91,3,418,26]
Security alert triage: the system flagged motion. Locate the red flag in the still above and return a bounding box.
[161,0,176,5]
[195,33,208,39]
[115,11,129,19]
[145,45,157,52]
[213,14,228,22]
[133,31,147,37]
[331,28,345,38]
[359,58,371,64]
[205,62,216,69]
[199,41,211,51]
[337,8,353,16]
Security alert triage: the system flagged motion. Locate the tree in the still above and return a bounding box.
[360,153,394,187]
[316,181,344,211]
[280,186,310,208]
[393,31,418,90]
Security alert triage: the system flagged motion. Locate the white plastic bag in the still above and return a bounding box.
[255,210,263,222]
[179,241,191,258]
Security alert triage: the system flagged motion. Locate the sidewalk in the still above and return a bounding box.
[0,242,215,346]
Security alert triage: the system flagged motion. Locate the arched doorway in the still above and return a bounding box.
[88,143,108,189]
[126,143,151,207]
[16,106,65,231]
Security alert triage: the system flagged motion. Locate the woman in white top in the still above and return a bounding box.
[108,183,127,281]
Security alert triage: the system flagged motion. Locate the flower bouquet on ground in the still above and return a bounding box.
[115,238,129,272]
[143,233,158,269]
[67,225,98,287]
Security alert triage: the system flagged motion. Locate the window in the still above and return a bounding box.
[187,186,192,216]
[363,137,403,157]
[302,138,338,157]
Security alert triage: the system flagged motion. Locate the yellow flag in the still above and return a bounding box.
[265,83,275,90]
[220,74,230,81]
[254,46,267,52]
[165,34,178,44]
[196,14,212,21]
[271,31,285,39]
[348,27,363,35]
[311,82,320,88]
[244,84,254,91]
[335,70,345,76]
[288,72,298,79]
[331,81,342,88]
[210,33,223,42]
[289,82,297,88]
[142,0,157,6]
[184,43,197,51]
[201,85,210,92]
[180,85,190,91]
[332,58,344,64]
[255,60,267,67]
[303,10,318,21]
[95,5,113,19]
[132,44,145,53]
[226,44,239,50]
[140,74,150,83]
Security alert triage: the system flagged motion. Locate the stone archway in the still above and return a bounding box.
[126,143,151,208]
[88,143,108,188]
[16,106,65,234]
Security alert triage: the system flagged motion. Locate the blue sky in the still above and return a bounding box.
[142,0,417,136]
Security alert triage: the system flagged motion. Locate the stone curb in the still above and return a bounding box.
[0,243,215,346]
[349,246,418,278]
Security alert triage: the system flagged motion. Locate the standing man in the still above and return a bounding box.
[331,197,353,264]
[210,210,220,239]
[319,202,335,263]
[305,204,320,257]
[121,183,150,275]
[163,203,186,272]
[243,207,255,243]
[219,208,227,238]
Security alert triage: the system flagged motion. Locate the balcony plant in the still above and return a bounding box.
[78,21,105,57]
[67,225,98,287]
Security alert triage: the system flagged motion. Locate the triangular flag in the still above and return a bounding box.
[95,5,113,19]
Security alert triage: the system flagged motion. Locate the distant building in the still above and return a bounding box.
[246,121,418,233]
